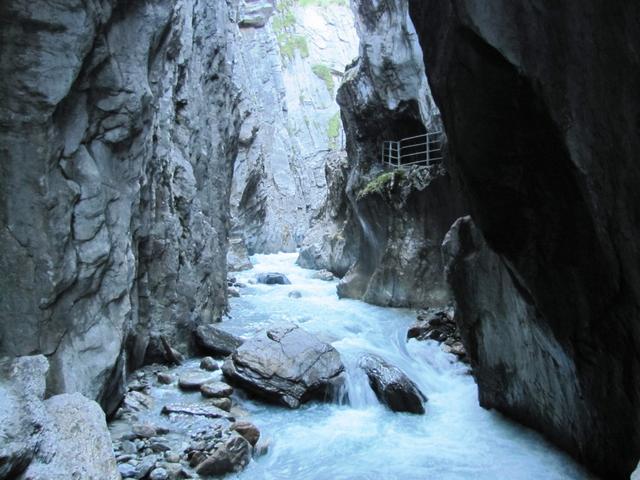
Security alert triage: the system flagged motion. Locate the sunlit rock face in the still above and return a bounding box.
[0,0,241,413]
[410,1,640,477]
[231,0,358,254]
[306,0,465,307]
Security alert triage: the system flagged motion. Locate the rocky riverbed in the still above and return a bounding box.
[108,253,592,479]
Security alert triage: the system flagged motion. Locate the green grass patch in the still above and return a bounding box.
[357,170,405,200]
[312,64,335,93]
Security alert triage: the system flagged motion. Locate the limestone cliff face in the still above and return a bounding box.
[0,0,241,414]
[231,0,358,255]
[410,1,640,477]
[303,0,465,307]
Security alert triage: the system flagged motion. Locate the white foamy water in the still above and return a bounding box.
[222,253,592,480]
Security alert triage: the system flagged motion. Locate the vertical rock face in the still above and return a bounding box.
[231,0,358,254]
[411,1,640,477]
[0,0,241,413]
[309,0,466,307]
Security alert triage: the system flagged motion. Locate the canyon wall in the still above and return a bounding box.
[0,0,241,414]
[301,0,465,307]
[410,1,640,477]
[230,0,358,255]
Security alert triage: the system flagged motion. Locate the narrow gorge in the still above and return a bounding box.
[0,1,638,479]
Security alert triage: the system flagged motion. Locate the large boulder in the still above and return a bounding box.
[256,272,291,285]
[222,325,345,408]
[358,354,426,414]
[195,325,244,357]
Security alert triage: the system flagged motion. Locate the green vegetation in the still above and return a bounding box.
[327,112,341,149]
[357,170,405,200]
[312,64,335,94]
[274,0,310,62]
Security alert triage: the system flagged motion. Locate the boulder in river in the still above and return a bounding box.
[231,421,261,446]
[195,325,244,357]
[222,325,345,408]
[178,371,217,391]
[256,272,291,285]
[200,356,219,371]
[200,382,234,398]
[359,354,427,414]
[194,433,251,476]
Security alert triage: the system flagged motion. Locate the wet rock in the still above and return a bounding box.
[312,270,334,281]
[161,403,234,420]
[157,373,175,385]
[135,455,157,479]
[149,467,169,480]
[150,440,171,453]
[288,290,302,298]
[132,423,157,438]
[164,451,181,463]
[121,440,137,454]
[178,371,217,391]
[195,433,251,476]
[118,463,136,478]
[210,398,233,412]
[195,325,244,357]
[228,286,241,298]
[200,357,219,372]
[122,391,153,413]
[407,306,466,361]
[256,272,291,285]
[201,382,234,398]
[227,236,253,272]
[359,354,426,414]
[222,325,345,408]
[231,421,261,446]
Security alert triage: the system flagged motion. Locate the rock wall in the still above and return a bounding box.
[230,0,358,254]
[302,0,465,307]
[0,0,241,414]
[410,1,640,477]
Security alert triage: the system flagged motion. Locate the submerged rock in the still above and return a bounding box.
[256,272,292,285]
[359,354,426,414]
[200,356,219,372]
[222,325,345,408]
[288,290,302,299]
[195,325,244,357]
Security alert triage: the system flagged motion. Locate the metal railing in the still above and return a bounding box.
[381,130,444,168]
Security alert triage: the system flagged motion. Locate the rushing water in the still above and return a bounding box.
[219,253,591,480]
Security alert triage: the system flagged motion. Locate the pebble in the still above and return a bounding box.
[149,467,169,480]
[132,423,157,438]
[118,463,136,478]
[200,356,219,371]
[200,382,233,398]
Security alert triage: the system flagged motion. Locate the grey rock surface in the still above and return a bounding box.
[222,325,345,408]
[0,355,118,480]
[0,0,241,414]
[230,1,358,254]
[256,272,291,285]
[301,0,466,307]
[359,354,426,414]
[194,433,251,476]
[194,325,244,357]
[412,1,640,477]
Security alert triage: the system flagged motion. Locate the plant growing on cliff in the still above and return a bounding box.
[327,112,341,149]
[357,170,405,200]
[273,0,310,62]
[312,64,335,94]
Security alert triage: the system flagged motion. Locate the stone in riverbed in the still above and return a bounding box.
[200,356,219,371]
[359,354,427,414]
[161,403,234,420]
[222,325,345,408]
[118,463,136,478]
[195,433,251,476]
[157,373,175,385]
[132,423,157,438]
[178,371,217,391]
[201,382,233,398]
[195,325,244,357]
[149,467,169,480]
[256,272,291,285]
[288,290,302,298]
[211,397,232,411]
[231,421,260,446]
[312,269,334,281]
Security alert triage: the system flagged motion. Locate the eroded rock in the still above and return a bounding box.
[195,325,244,357]
[222,325,345,408]
[359,354,426,414]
